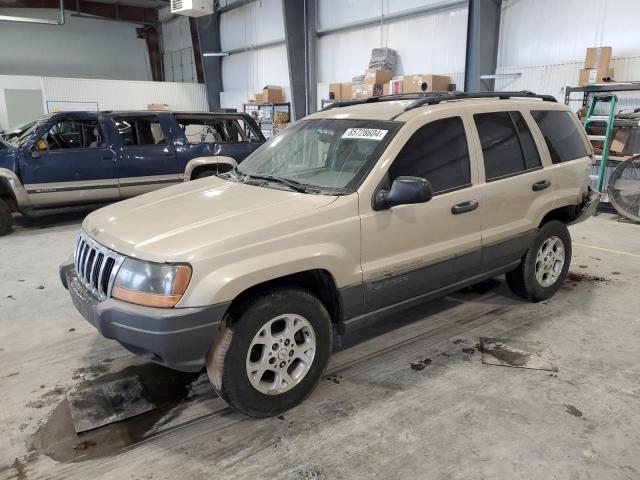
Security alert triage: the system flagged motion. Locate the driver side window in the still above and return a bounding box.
[39,119,101,151]
[389,116,471,194]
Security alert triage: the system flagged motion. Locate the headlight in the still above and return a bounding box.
[112,258,192,308]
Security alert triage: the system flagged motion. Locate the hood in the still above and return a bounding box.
[83,177,338,263]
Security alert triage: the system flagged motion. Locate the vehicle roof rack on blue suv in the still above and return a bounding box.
[321,90,557,112]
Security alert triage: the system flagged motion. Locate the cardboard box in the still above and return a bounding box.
[585,46,612,69]
[255,93,264,103]
[389,79,403,95]
[579,68,614,86]
[364,68,392,85]
[610,128,631,154]
[354,84,383,98]
[262,85,283,103]
[403,74,450,93]
[147,103,169,111]
[383,83,389,96]
[340,82,352,99]
[353,84,367,99]
[328,83,341,100]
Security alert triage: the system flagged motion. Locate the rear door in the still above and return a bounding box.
[469,109,554,271]
[174,114,264,171]
[113,113,180,198]
[19,113,118,208]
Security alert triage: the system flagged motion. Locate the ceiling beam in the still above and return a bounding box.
[0,0,159,24]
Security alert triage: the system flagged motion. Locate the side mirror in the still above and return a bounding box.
[30,143,42,158]
[373,176,433,211]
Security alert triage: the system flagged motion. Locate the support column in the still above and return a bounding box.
[464,0,502,92]
[196,13,223,111]
[282,0,316,120]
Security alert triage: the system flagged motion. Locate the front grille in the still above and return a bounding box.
[73,232,126,301]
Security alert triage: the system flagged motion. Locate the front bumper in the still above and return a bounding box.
[568,189,601,226]
[60,259,230,372]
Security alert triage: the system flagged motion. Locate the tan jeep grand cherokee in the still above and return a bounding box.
[60,91,598,417]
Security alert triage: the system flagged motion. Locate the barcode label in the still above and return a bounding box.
[342,128,388,141]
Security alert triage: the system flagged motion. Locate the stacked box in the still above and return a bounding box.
[579,47,614,86]
[364,68,392,85]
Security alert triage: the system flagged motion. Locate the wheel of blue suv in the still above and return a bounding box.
[506,220,572,302]
[0,198,12,236]
[206,287,333,418]
[193,169,216,179]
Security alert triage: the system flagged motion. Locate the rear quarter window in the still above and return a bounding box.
[530,110,589,164]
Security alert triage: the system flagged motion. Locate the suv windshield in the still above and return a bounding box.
[6,120,40,148]
[232,118,400,194]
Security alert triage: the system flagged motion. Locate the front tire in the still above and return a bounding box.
[0,198,13,236]
[506,220,572,302]
[206,288,333,417]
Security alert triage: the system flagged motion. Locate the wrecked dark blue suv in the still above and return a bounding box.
[0,110,265,235]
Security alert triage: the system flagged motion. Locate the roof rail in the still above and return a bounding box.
[321,90,557,112]
[403,91,557,111]
[321,91,455,111]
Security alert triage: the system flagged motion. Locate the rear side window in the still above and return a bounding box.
[474,111,541,181]
[530,110,589,164]
[389,116,471,194]
[175,116,260,144]
[114,117,166,146]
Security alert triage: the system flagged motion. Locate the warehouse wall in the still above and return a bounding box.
[219,0,289,112]
[497,0,640,68]
[316,0,468,83]
[495,0,640,107]
[160,13,198,83]
[0,8,151,81]
[0,75,208,130]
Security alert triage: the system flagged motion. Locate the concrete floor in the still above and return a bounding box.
[1,211,639,480]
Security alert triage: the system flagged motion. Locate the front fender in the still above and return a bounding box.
[180,244,359,308]
[0,167,31,211]
[184,156,238,181]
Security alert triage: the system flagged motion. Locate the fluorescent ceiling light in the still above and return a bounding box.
[203,52,229,57]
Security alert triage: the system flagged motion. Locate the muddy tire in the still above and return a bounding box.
[506,220,571,302]
[206,288,332,418]
[0,197,13,236]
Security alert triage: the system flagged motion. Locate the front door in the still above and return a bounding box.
[112,114,180,198]
[19,114,118,208]
[359,115,483,313]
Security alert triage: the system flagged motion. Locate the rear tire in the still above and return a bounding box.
[0,198,13,236]
[206,288,332,418]
[506,220,571,302]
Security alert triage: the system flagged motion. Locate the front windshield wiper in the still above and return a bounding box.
[234,168,313,193]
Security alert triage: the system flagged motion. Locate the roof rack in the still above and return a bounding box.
[321,90,557,113]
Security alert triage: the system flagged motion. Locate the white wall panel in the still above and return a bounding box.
[495,56,640,113]
[498,0,640,68]
[317,5,467,82]
[40,77,208,112]
[0,75,43,130]
[0,8,151,81]
[220,0,285,52]
[318,0,458,29]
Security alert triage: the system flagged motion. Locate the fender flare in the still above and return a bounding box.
[184,156,238,181]
[0,168,31,211]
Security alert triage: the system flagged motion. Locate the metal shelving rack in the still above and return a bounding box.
[565,83,640,202]
[242,102,291,140]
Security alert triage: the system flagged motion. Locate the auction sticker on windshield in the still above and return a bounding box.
[342,128,388,141]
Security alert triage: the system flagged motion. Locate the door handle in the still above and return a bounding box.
[102,155,114,161]
[164,152,174,157]
[451,200,479,215]
[532,179,551,191]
